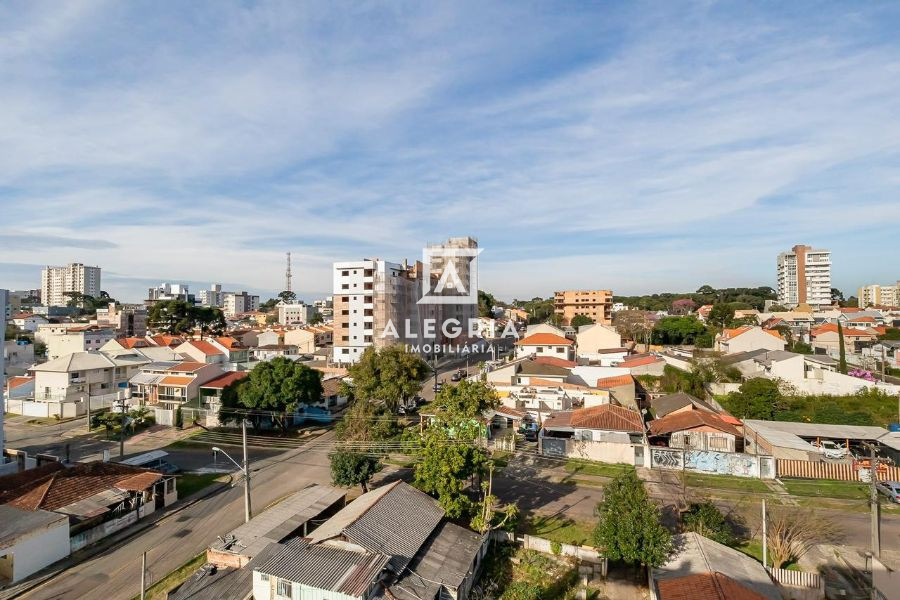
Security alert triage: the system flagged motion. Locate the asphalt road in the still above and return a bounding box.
[20,430,337,600]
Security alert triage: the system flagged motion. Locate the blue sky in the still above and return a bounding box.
[1,1,898,303]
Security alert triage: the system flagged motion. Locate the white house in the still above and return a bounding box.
[515,332,574,361]
[31,351,149,404]
[715,325,785,354]
[11,313,48,333]
[46,326,117,360]
[0,505,70,583]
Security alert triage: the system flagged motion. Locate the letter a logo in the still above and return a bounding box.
[434,259,467,294]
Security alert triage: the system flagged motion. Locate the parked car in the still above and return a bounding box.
[877,481,900,503]
[433,382,443,393]
[450,370,463,382]
[816,440,849,460]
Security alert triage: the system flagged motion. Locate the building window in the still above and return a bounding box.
[342,270,349,276]
[276,579,293,598]
[260,573,269,582]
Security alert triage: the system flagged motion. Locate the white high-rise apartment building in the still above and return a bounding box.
[858,282,900,308]
[223,291,260,317]
[776,245,831,309]
[199,283,225,307]
[40,263,101,307]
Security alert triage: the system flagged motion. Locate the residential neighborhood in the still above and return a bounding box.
[2,2,900,599]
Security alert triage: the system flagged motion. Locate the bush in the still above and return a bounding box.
[175,406,184,429]
[682,500,740,547]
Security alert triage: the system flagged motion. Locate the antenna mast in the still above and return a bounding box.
[285,252,292,293]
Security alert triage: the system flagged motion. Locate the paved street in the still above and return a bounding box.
[20,430,338,600]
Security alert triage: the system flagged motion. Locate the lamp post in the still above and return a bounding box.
[212,420,251,523]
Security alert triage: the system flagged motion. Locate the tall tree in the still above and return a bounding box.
[478,290,496,318]
[218,357,323,432]
[344,346,429,411]
[837,322,848,374]
[722,378,783,420]
[651,316,706,345]
[278,290,297,304]
[308,312,324,325]
[593,470,672,569]
[707,303,735,328]
[570,314,594,328]
[682,500,738,547]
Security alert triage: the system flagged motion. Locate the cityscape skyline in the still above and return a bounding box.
[1,2,899,300]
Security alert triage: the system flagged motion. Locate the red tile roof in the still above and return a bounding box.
[0,461,162,512]
[649,410,741,437]
[149,335,184,347]
[167,361,207,372]
[847,316,875,323]
[840,307,862,313]
[7,376,33,389]
[618,355,663,368]
[722,325,783,341]
[160,376,193,386]
[215,336,245,349]
[183,339,224,356]
[528,377,594,391]
[515,333,574,346]
[811,323,875,337]
[594,374,634,388]
[545,404,644,433]
[532,356,577,368]
[118,337,150,349]
[657,572,767,600]
[200,371,249,389]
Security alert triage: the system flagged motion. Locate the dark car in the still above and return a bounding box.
[450,371,463,382]
[523,429,538,442]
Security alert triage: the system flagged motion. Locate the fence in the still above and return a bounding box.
[5,395,120,419]
[649,447,776,479]
[767,567,824,600]
[777,459,900,482]
[489,531,608,575]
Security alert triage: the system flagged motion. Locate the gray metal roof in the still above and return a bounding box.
[170,544,279,600]
[210,484,345,559]
[653,532,781,600]
[753,350,802,367]
[0,506,68,550]
[651,393,715,418]
[719,349,768,365]
[744,419,888,440]
[308,481,444,574]
[256,539,389,596]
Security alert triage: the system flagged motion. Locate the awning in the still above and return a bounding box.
[56,489,130,518]
[129,372,164,385]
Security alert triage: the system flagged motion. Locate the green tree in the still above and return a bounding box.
[219,357,323,432]
[335,399,401,443]
[593,470,672,568]
[148,300,194,334]
[696,285,716,295]
[722,378,782,420]
[570,314,594,328]
[837,322,847,374]
[831,288,844,304]
[769,304,789,312]
[330,451,381,492]
[308,312,324,325]
[175,406,184,429]
[431,379,500,418]
[259,298,279,313]
[879,328,900,341]
[682,500,737,546]
[478,290,496,318]
[707,303,735,328]
[344,346,429,411]
[278,290,297,304]
[652,317,706,345]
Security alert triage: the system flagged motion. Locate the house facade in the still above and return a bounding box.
[715,325,785,354]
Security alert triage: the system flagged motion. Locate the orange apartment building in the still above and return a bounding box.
[553,289,613,325]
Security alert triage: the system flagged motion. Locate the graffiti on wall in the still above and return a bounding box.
[650,448,683,470]
[685,450,759,478]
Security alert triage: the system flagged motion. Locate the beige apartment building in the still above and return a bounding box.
[858,282,899,308]
[553,289,613,325]
[776,244,831,309]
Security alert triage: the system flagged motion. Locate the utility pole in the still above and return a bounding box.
[242,420,252,523]
[867,443,881,559]
[86,395,91,433]
[761,498,768,569]
[117,398,126,458]
[140,551,147,600]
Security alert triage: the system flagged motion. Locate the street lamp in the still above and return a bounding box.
[211,420,251,523]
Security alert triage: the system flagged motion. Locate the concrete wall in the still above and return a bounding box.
[650,447,775,479]
[873,557,900,600]
[0,517,70,583]
[564,440,641,465]
[70,510,140,553]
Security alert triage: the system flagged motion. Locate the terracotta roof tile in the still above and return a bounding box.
[722,326,784,341]
[618,355,663,368]
[649,410,742,437]
[532,356,577,368]
[811,323,875,337]
[594,374,634,388]
[118,337,151,349]
[160,376,193,385]
[167,361,207,372]
[183,339,224,356]
[200,371,249,389]
[7,376,33,389]
[515,333,574,346]
[657,572,767,600]
[545,404,644,433]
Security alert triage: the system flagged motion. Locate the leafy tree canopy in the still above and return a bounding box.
[721,378,783,420]
[570,314,594,328]
[278,290,297,304]
[308,312,324,325]
[344,346,429,410]
[148,300,225,335]
[651,316,706,345]
[682,500,739,547]
[478,290,496,318]
[330,451,381,492]
[593,470,672,568]
[615,286,776,312]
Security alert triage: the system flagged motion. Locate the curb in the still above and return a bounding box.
[0,476,233,600]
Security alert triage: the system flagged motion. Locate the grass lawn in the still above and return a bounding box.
[738,540,799,571]
[177,473,223,498]
[564,459,635,479]
[133,552,206,600]
[685,472,770,493]
[382,456,419,469]
[781,478,869,500]
[522,514,594,546]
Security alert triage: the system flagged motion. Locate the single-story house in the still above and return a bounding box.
[541,404,646,464]
[649,392,717,418]
[575,324,623,361]
[0,505,70,584]
[515,332,575,361]
[649,410,742,453]
[715,326,785,355]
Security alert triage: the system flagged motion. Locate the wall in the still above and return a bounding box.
[70,510,140,552]
[564,440,641,465]
[873,557,900,600]
[768,567,825,600]
[650,447,775,479]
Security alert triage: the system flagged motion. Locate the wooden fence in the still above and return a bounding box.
[777,459,900,482]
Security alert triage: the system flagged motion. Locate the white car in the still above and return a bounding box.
[816,440,849,460]
[877,481,900,503]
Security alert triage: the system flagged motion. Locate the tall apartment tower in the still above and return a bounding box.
[858,282,900,308]
[776,245,831,309]
[427,236,478,333]
[40,263,101,307]
[223,291,260,317]
[553,290,613,325]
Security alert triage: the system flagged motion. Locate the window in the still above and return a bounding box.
[341,284,349,290]
[276,579,293,598]
[166,478,174,494]
[260,573,270,582]
[342,270,349,276]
